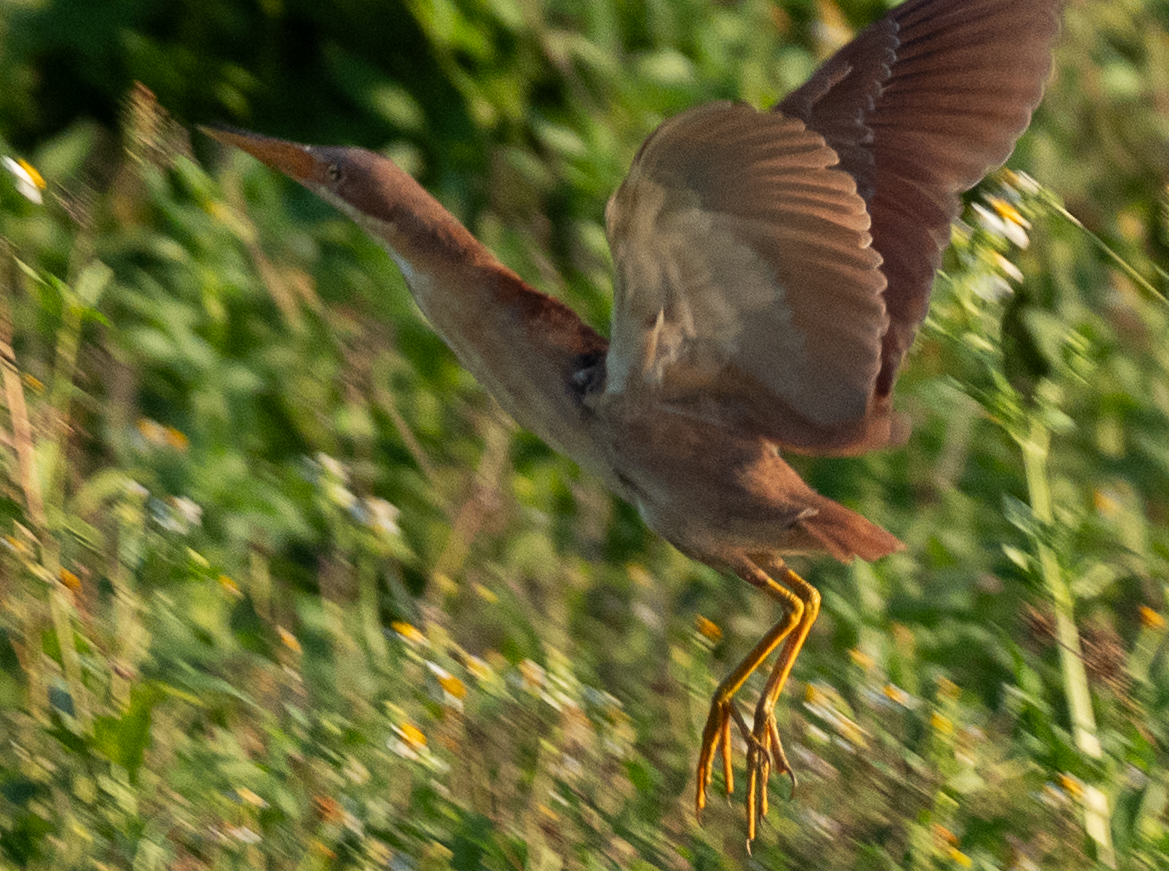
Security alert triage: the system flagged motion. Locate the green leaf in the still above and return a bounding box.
[73,259,113,308]
[1069,562,1119,600]
[91,684,159,783]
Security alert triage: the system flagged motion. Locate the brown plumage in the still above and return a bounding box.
[204,0,1062,845]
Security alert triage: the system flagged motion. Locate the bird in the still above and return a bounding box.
[204,0,1062,844]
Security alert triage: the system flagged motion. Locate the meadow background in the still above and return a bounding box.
[1,0,1168,867]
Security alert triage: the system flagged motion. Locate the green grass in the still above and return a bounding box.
[1,1,1169,868]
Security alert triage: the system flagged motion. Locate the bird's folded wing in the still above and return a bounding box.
[780,0,1062,397]
[603,102,888,449]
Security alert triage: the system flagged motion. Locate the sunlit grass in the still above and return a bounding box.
[1,3,1168,868]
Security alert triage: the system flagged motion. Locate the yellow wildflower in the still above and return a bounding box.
[695,615,722,642]
[163,426,189,451]
[3,156,45,203]
[473,583,498,603]
[398,722,426,749]
[882,683,910,706]
[1139,606,1165,630]
[463,653,491,681]
[930,712,954,735]
[947,847,972,868]
[986,195,1030,229]
[520,658,546,691]
[277,626,301,653]
[439,672,466,699]
[848,648,874,670]
[391,621,426,645]
[58,568,82,593]
[1058,773,1084,799]
[427,661,467,700]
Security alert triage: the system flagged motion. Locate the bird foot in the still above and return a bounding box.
[743,704,796,840]
[696,696,796,845]
[696,698,751,817]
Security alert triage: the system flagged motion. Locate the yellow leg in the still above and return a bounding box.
[695,558,803,823]
[742,561,820,841]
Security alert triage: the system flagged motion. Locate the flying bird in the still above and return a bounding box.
[205,0,1062,843]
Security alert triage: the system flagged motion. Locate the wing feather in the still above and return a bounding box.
[603,102,887,446]
[602,0,1060,454]
[780,0,1062,398]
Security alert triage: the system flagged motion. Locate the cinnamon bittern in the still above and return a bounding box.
[205,0,1061,843]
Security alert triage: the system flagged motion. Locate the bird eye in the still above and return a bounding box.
[326,163,344,183]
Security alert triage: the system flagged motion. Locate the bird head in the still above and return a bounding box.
[201,127,472,281]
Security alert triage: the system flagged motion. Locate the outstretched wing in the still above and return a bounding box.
[780,0,1063,397]
[602,0,1060,454]
[603,102,889,452]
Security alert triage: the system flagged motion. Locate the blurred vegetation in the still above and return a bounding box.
[1,0,1168,868]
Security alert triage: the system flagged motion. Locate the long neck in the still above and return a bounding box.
[333,167,611,472]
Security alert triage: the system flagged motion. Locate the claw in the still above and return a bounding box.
[740,719,773,843]
[697,690,801,846]
[721,714,733,795]
[696,701,725,815]
[696,697,755,817]
[767,715,797,798]
[740,706,801,842]
[745,745,758,842]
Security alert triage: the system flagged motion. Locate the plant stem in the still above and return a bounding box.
[1017,416,1115,867]
[359,554,389,668]
[42,264,94,731]
[1,250,92,729]
[0,257,45,530]
[1041,191,1169,304]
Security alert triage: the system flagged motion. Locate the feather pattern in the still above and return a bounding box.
[604,102,887,447]
[603,0,1061,454]
[780,0,1062,398]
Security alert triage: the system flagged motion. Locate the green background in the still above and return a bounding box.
[0,0,1167,867]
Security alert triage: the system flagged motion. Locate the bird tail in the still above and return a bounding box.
[801,497,904,564]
